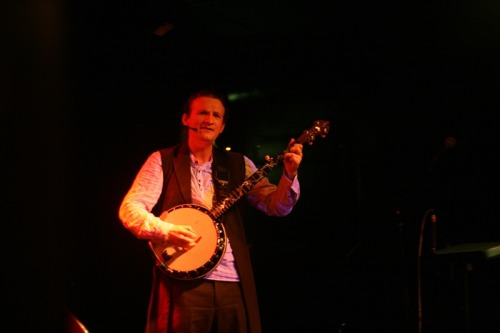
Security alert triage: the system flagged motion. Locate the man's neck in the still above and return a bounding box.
[189,142,213,164]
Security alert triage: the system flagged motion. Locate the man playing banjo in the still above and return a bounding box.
[118,89,306,333]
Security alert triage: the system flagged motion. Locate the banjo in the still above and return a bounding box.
[149,120,330,280]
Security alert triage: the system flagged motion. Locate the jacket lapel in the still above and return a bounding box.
[173,142,192,204]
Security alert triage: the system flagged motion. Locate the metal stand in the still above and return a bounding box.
[434,242,500,332]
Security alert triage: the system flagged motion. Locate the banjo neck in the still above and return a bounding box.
[211,161,277,220]
[210,119,330,220]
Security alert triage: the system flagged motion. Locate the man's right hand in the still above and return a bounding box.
[165,225,200,249]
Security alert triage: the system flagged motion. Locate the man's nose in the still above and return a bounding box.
[205,112,215,122]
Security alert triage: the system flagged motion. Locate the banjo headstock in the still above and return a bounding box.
[264,119,330,166]
[295,120,330,146]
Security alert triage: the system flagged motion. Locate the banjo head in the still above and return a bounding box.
[150,204,227,280]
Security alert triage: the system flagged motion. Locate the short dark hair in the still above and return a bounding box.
[182,89,229,123]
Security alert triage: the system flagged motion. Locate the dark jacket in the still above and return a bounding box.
[146,142,261,333]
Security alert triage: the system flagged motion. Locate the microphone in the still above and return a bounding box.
[186,126,198,132]
[431,213,437,253]
[427,136,456,172]
[443,136,457,149]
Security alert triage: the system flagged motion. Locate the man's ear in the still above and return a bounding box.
[181,113,189,126]
[219,123,225,134]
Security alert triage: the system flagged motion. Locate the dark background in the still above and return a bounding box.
[3,0,500,332]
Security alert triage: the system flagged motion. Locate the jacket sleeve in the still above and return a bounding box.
[243,156,300,216]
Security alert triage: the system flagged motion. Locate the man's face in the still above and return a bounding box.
[182,96,226,143]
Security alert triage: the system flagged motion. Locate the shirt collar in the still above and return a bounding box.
[189,152,213,167]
